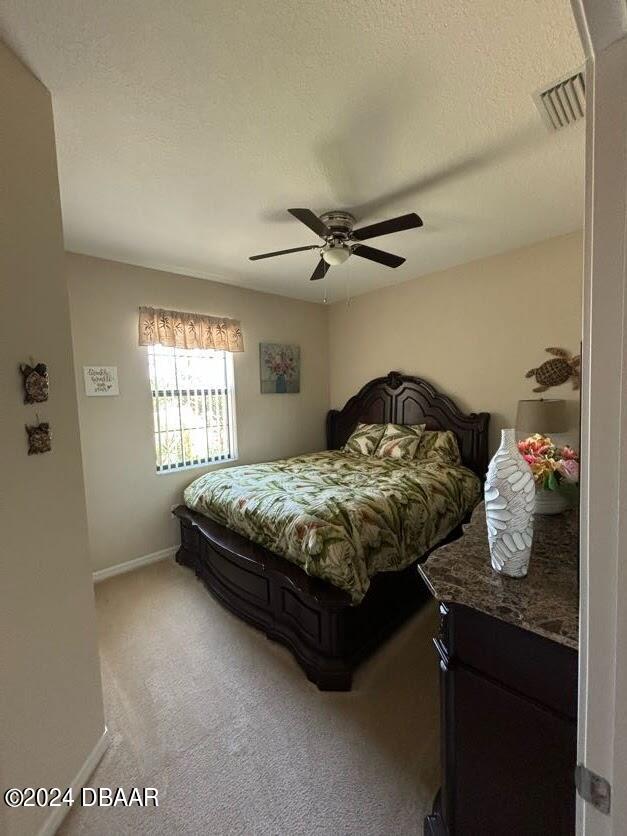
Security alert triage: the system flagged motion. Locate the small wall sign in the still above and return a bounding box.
[84,366,119,396]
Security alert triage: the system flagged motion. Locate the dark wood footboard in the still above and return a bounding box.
[173,504,432,691]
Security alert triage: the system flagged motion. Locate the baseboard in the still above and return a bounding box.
[37,727,109,836]
[93,546,177,583]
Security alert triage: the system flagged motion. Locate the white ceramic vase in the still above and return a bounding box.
[484,428,536,578]
[534,489,569,515]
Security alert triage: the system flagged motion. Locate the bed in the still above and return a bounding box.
[173,371,489,690]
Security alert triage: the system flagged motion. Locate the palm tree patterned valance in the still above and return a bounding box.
[138,307,244,353]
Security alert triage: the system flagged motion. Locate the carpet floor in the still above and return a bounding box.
[59,558,440,835]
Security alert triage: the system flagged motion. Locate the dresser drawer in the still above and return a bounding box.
[437,603,578,719]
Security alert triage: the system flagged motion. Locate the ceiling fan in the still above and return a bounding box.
[249,208,423,281]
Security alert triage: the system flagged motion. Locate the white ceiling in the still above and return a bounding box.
[0,0,584,303]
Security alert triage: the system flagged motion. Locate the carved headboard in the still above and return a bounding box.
[326,370,490,479]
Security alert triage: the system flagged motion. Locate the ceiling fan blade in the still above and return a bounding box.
[310,258,330,281]
[249,245,319,261]
[288,208,330,239]
[352,212,423,241]
[352,244,405,268]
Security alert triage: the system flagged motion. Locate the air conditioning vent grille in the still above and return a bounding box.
[534,70,585,131]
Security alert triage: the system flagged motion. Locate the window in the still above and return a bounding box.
[147,345,237,472]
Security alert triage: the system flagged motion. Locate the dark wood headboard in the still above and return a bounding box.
[326,370,490,479]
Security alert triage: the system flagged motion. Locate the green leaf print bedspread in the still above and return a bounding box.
[183,450,480,603]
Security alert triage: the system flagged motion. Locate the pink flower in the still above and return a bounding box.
[557,459,579,483]
[523,454,536,464]
[561,445,578,461]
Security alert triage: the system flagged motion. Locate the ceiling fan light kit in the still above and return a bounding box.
[322,244,350,266]
[249,207,423,281]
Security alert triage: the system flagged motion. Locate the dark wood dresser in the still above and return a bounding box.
[418,502,579,835]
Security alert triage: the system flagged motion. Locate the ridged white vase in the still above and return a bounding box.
[484,428,536,578]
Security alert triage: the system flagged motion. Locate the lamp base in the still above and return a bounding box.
[534,489,569,515]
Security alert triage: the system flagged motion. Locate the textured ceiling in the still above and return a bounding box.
[0,0,584,302]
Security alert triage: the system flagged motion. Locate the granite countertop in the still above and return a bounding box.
[418,501,579,650]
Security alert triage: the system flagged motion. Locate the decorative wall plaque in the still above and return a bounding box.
[525,347,580,393]
[20,362,49,404]
[26,421,52,455]
[83,366,119,396]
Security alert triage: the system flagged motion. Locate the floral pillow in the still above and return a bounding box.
[374,423,426,460]
[343,422,386,456]
[415,430,461,465]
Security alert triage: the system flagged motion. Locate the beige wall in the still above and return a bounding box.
[69,235,581,573]
[0,43,105,836]
[67,253,329,572]
[329,232,582,453]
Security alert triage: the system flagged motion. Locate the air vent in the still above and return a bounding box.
[533,69,585,131]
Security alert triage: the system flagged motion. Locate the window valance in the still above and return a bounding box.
[138,307,244,353]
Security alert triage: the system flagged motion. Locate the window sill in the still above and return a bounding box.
[156,456,238,475]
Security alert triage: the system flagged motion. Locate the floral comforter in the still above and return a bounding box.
[183,451,481,603]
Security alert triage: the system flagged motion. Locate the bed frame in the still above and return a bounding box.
[173,371,489,691]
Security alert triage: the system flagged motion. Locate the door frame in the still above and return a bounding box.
[570,2,627,832]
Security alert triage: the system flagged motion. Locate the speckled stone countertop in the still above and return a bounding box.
[418,501,579,650]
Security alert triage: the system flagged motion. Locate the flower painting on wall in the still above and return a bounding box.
[259,343,300,394]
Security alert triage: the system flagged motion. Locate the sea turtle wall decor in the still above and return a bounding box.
[525,347,580,393]
[19,361,49,404]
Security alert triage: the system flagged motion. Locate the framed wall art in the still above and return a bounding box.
[259,343,300,394]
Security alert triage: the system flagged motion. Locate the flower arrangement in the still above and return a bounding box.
[517,434,579,491]
[263,346,297,380]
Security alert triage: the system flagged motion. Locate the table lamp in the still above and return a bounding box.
[516,398,567,444]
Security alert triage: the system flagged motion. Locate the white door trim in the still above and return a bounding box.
[570,2,627,832]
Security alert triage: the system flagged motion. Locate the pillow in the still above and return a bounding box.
[343,422,386,456]
[374,423,425,460]
[415,429,461,465]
